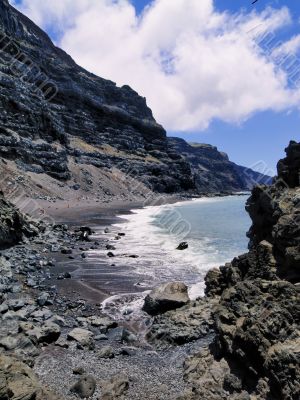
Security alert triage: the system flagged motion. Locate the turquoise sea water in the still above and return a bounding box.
[111,195,251,298]
[150,195,251,271]
[102,195,251,320]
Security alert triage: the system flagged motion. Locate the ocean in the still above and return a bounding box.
[102,195,251,322]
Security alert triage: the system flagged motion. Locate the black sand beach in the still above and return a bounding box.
[33,195,191,306]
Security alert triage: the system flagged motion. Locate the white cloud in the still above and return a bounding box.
[10,0,300,131]
[272,34,300,57]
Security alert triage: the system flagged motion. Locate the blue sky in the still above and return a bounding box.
[132,0,300,172]
[174,0,300,172]
[12,0,300,173]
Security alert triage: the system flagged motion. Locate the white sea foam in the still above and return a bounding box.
[101,196,250,321]
[111,198,235,294]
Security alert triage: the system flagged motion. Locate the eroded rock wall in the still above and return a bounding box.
[0,0,194,194]
[196,141,300,399]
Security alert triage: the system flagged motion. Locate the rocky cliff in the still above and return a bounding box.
[168,137,272,193]
[0,0,271,201]
[145,141,299,399]
[0,0,194,196]
[178,140,299,399]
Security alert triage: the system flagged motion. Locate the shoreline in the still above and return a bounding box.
[32,195,188,305]
[1,195,215,399]
[1,179,296,400]
[32,190,250,225]
[29,191,251,308]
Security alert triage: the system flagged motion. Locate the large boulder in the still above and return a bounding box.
[147,298,216,345]
[26,322,61,344]
[143,282,190,316]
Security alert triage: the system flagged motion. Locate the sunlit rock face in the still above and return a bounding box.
[0,0,194,192]
[168,137,272,193]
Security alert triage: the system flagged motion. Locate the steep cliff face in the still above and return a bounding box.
[245,141,300,282]
[0,0,194,194]
[0,1,272,199]
[186,141,300,400]
[168,137,272,193]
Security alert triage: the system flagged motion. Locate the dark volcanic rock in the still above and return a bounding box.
[277,140,300,188]
[176,242,188,250]
[100,374,129,400]
[0,354,61,400]
[185,141,300,400]
[0,191,37,249]
[214,280,299,398]
[147,298,216,346]
[168,137,272,193]
[0,0,194,193]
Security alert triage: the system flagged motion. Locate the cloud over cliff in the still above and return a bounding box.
[12,0,300,131]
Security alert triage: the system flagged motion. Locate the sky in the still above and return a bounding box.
[10,0,300,173]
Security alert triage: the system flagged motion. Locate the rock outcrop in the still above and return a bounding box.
[70,375,96,399]
[182,141,300,400]
[0,191,37,248]
[147,298,216,346]
[168,138,272,193]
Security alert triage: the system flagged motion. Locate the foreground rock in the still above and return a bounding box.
[179,348,255,400]
[98,345,115,359]
[0,354,60,400]
[147,298,216,346]
[27,322,61,344]
[67,328,94,349]
[143,282,190,316]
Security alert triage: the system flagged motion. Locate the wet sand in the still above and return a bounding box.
[35,195,187,306]
[35,195,188,225]
[30,192,236,307]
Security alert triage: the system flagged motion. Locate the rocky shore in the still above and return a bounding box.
[0,1,298,399]
[0,141,299,399]
[0,190,213,400]
[175,141,299,399]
